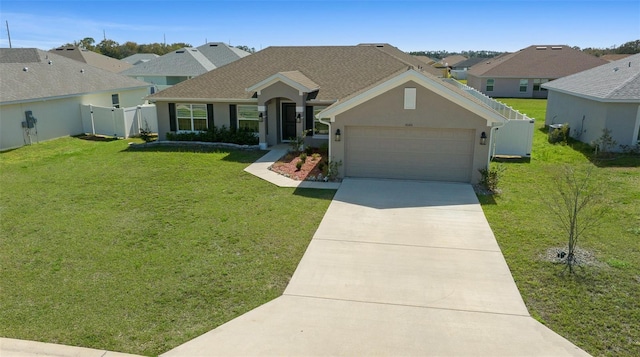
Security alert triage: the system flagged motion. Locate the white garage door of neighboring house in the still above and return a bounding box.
[345,126,475,182]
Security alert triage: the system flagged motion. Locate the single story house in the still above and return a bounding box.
[0,48,150,151]
[450,57,490,80]
[51,46,133,73]
[543,53,640,150]
[148,43,522,183]
[120,42,250,91]
[467,45,608,98]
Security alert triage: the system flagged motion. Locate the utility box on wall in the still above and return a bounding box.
[23,110,38,128]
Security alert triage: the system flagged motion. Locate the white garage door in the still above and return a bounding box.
[345,126,475,182]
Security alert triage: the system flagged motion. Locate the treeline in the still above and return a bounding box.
[408,50,505,60]
[61,37,192,59]
[580,40,640,57]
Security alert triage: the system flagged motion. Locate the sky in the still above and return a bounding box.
[0,0,638,53]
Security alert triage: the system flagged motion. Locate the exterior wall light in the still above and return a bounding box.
[480,131,487,145]
[259,112,264,122]
[296,113,301,123]
[335,128,341,142]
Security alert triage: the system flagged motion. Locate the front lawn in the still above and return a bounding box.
[0,137,335,356]
[482,99,640,357]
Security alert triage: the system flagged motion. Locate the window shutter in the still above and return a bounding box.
[305,106,314,137]
[168,103,176,131]
[229,104,237,130]
[207,104,214,129]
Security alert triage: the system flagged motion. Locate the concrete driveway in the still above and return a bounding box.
[162,178,589,356]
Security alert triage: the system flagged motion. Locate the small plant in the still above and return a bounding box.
[305,145,314,156]
[592,128,617,157]
[299,153,307,163]
[548,123,570,144]
[295,160,303,171]
[326,159,343,181]
[478,163,505,193]
[620,144,640,155]
[312,153,321,160]
[289,129,310,154]
[139,120,154,143]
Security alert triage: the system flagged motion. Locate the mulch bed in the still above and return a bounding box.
[269,151,327,181]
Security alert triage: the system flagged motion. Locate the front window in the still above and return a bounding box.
[486,79,494,92]
[237,105,259,132]
[313,106,330,136]
[519,79,528,92]
[176,103,207,131]
[533,78,549,91]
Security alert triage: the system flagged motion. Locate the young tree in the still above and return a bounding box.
[547,165,607,274]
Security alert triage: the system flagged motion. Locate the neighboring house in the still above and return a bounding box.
[122,53,160,65]
[467,45,608,98]
[601,54,632,62]
[450,57,489,80]
[149,44,528,183]
[0,48,150,151]
[440,55,467,68]
[120,42,250,91]
[50,46,133,73]
[543,53,640,151]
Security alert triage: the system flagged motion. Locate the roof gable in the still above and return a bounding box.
[543,53,640,102]
[246,71,320,95]
[468,45,608,78]
[195,42,251,67]
[317,69,507,126]
[0,48,149,104]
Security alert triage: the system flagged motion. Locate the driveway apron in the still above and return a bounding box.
[162,178,589,356]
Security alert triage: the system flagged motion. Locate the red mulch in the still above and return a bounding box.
[269,152,326,181]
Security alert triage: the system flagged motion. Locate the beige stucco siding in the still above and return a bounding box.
[331,81,491,183]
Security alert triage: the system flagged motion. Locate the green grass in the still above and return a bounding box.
[482,99,640,356]
[0,137,335,356]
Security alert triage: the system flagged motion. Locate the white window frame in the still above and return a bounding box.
[237,105,259,133]
[486,79,494,92]
[111,93,120,108]
[533,78,549,91]
[519,79,528,92]
[176,103,207,132]
[312,106,329,139]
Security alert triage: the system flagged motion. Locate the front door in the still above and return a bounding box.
[282,103,297,141]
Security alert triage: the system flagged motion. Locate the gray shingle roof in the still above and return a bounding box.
[468,45,608,78]
[195,42,251,67]
[50,46,133,73]
[542,53,640,101]
[121,53,160,65]
[120,48,216,77]
[149,44,444,102]
[0,48,149,104]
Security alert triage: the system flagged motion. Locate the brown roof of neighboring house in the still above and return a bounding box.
[468,45,608,78]
[0,48,149,104]
[149,44,443,102]
[50,46,133,73]
[441,55,467,67]
[413,55,436,66]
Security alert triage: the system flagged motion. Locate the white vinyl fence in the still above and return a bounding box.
[80,104,158,138]
[444,79,535,157]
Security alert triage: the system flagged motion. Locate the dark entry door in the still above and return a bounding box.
[282,103,297,140]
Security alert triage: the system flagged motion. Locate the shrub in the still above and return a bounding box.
[305,146,314,156]
[478,163,505,193]
[295,160,303,171]
[592,128,617,157]
[312,153,321,160]
[620,144,640,155]
[299,153,307,163]
[166,126,258,146]
[139,120,155,143]
[548,123,570,144]
[326,159,343,181]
